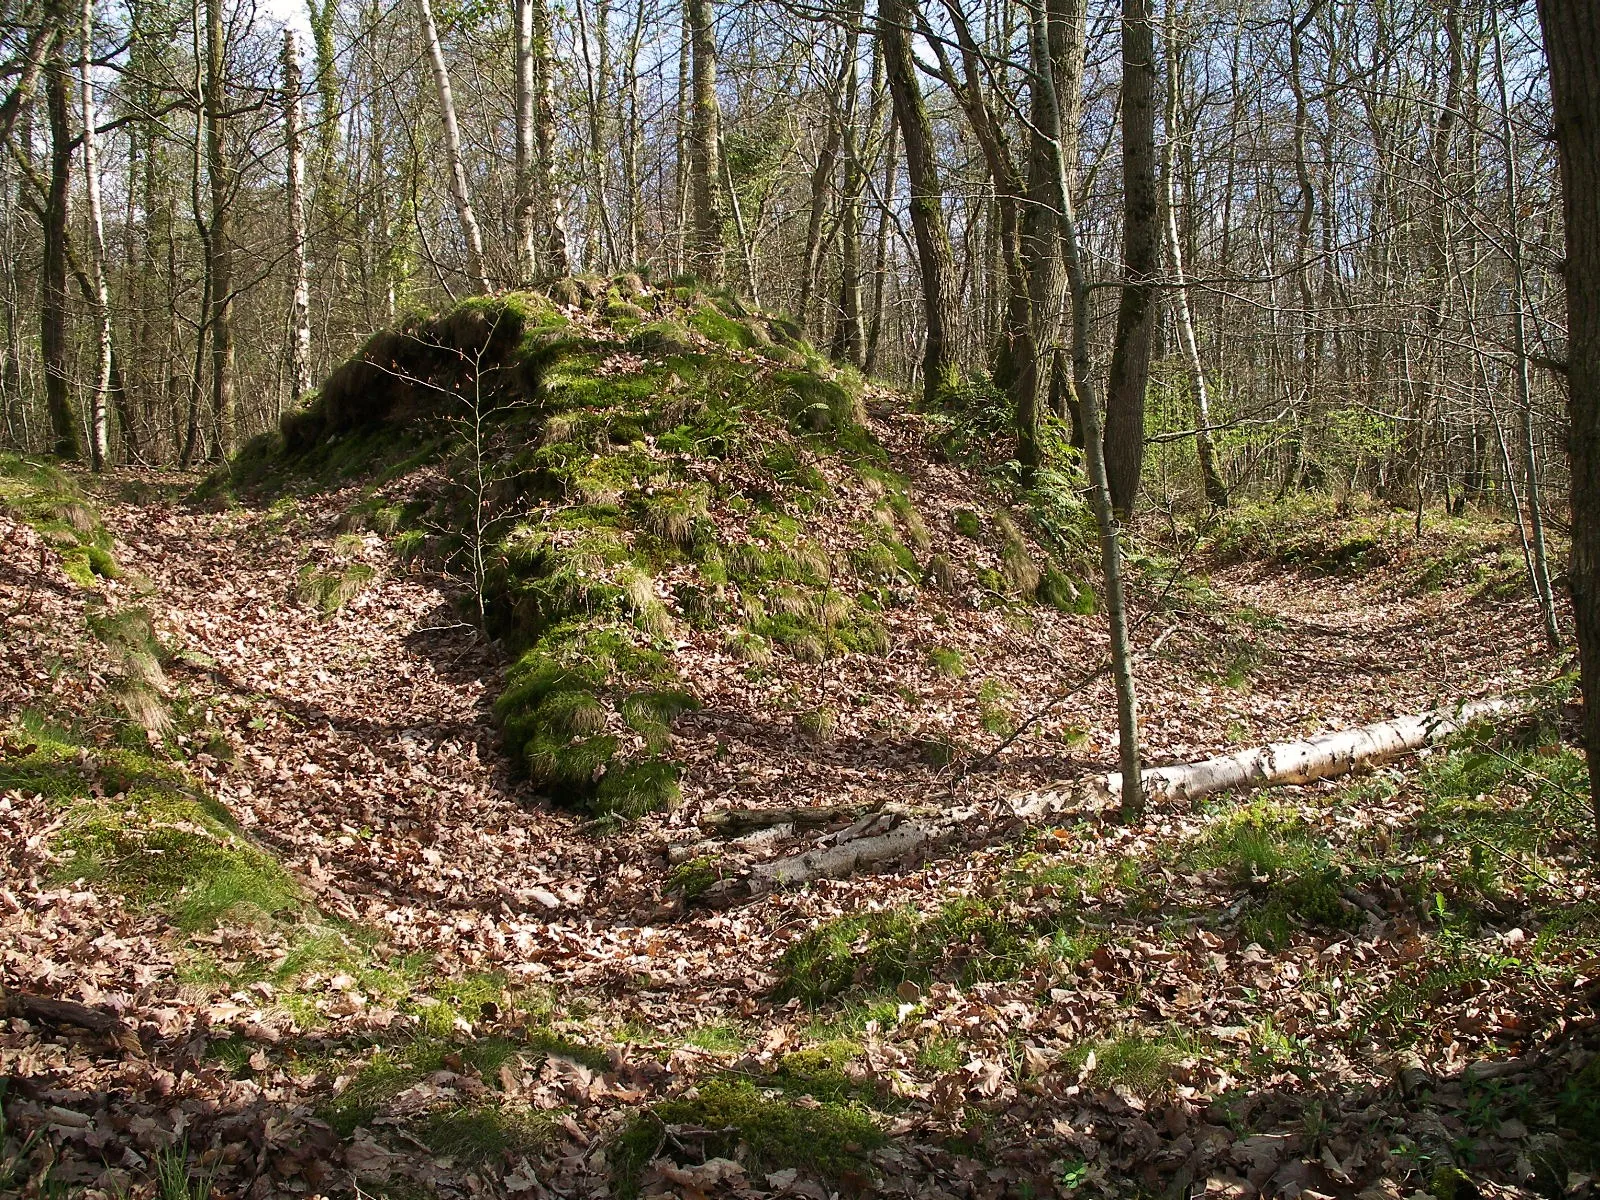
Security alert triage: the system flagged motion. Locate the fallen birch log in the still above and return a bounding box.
[719,697,1519,894]
[1020,696,1515,817]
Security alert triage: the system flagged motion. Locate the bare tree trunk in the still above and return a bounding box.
[865,114,896,375]
[800,16,859,329]
[42,23,80,460]
[1103,0,1159,517]
[830,23,867,366]
[204,0,235,457]
[282,30,311,409]
[1021,0,1084,425]
[1160,0,1225,506]
[1030,0,1141,817]
[514,0,538,282]
[879,0,959,405]
[1537,0,1600,831]
[416,0,490,293]
[79,0,110,468]
[532,0,569,275]
[686,0,725,282]
[1491,10,1559,649]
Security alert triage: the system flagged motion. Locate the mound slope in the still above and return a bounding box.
[244,276,1098,823]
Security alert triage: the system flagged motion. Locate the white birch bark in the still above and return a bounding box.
[281,29,311,407]
[416,0,490,293]
[514,0,537,282]
[79,0,111,469]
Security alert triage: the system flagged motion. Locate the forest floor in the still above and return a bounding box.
[2,440,1596,1200]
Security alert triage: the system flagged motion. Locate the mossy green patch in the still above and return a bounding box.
[774,896,1037,1004]
[0,453,121,588]
[612,1078,885,1198]
[1187,804,1354,948]
[4,735,300,931]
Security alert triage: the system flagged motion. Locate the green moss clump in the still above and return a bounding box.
[0,453,122,588]
[294,560,376,615]
[774,896,1032,1004]
[952,508,983,539]
[666,854,724,900]
[928,647,965,678]
[495,624,692,817]
[612,1078,885,1198]
[3,736,300,931]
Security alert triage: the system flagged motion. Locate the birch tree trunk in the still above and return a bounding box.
[1160,1,1225,507]
[79,0,111,469]
[532,0,569,275]
[830,21,868,367]
[282,30,311,408]
[416,0,490,293]
[514,0,538,283]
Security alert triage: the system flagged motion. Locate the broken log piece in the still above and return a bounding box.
[700,802,877,838]
[751,824,935,887]
[8,992,123,1035]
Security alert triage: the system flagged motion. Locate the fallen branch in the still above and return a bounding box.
[711,697,1519,895]
[7,992,123,1035]
[699,802,874,838]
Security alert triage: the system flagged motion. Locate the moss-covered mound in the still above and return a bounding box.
[253,276,1089,819]
[0,453,122,587]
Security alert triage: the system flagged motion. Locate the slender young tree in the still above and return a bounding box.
[416,0,490,292]
[78,0,110,468]
[1030,0,1141,816]
[1160,0,1225,506]
[282,29,311,408]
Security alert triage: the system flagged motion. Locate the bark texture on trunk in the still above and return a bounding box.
[282,30,311,407]
[1537,0,1600,829]
[1021,0,1085,425]
[532,0,569,275]
[880,0,960,406]
[42,26,80,460]
[204,0,235,458]
[514,0,538,282]
[416,0,490,293]
[686,0,725,282]
[1104,0,1159,517]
